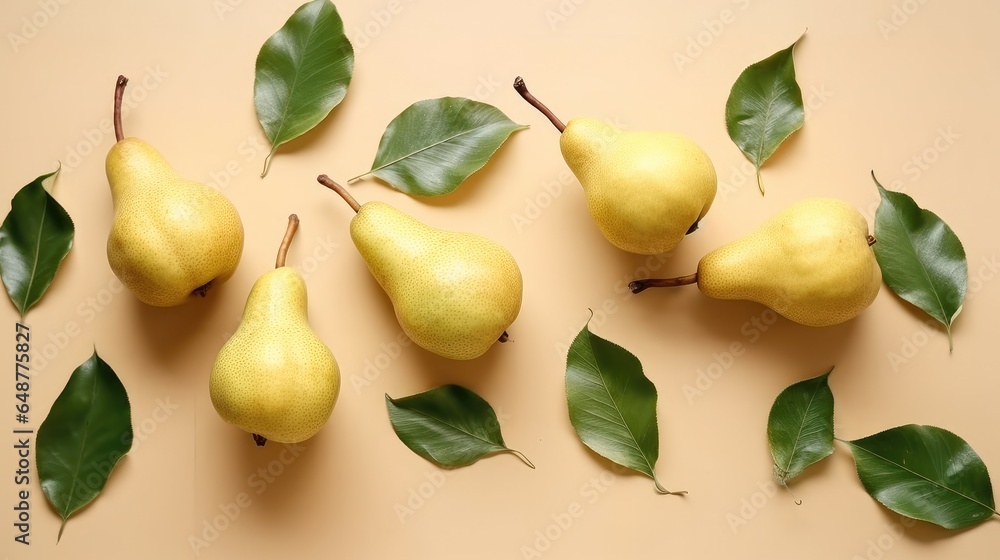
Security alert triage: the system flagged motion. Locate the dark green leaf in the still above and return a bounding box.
[351,97,527,196]
[254,0,354,177]
[844,425,998,529]
[767,370,834,488]
[37,350,132,541]
[725,36,805,195]
[0,169,74,317]
[565,316,683,495]
[872,173,966,350]
[385,385,532,469]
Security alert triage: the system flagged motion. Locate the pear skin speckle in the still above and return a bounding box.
[697,198,882,326]
[350,202,523,360]
[106,138,244,306]
[210,267,340,443]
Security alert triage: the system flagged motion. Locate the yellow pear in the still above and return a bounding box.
[106,75,243,306]
[631,198,882,327]
[210,215,339,445]
[514,77,717,255]
[318,175,522,360]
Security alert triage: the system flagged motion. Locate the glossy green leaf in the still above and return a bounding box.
[0,169,74,317]
[872,174,966,350]
[254,0,354,177]
[566,316,683,495]
[725,36,805,195]
[844,425,998,529]
[767,370,834,488]
[351,97,527,196]
[385,385,533,469]
[37,351,132,541]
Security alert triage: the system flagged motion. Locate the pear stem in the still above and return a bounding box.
[317,174,361,213]
[498,331,509,343]
[252,434,267,447]
[513,77,566,133]
[867,235,877,247]
[275,214,300,268]
[113,75,128,142]
[629,274,699,293]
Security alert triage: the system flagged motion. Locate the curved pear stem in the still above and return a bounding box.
[513,77,566,133]
[113,75,128,142]
[629,274,698,294]
[252,434,267,447]
[275,214,300,268]
[867,235,877,247]
[317,174,361,213]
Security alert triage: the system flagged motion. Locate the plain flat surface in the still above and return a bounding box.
[2,0,999,558]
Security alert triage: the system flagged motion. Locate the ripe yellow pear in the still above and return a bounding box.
[318,175,522,360]
[106,75,243,306]
[515,77,717,255]
[631,198,882,327]
[210,215,339,445]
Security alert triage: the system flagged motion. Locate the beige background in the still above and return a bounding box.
[3,0,999,558]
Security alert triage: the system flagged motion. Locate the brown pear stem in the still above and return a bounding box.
[252,434,267,447]
[867,235,877,247]
[513,77,566,133]
[317,174,361,213]
[629,274,699,294]
[275,214,300,268]
[498,331,509,343]
[114,75,128,142]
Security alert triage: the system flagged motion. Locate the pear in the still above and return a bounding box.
[514,77,717,255]
[318,175,522,360]
[106,75,243,306]
[630,198,882,327]
[210,215,339,445]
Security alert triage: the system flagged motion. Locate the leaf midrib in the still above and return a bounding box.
[394,403,503,452]
[780,381,825,475]
[580,336,655,474]
[883,198,952,325]
[849,442,997,516]
[60,368,99,517]
[370,122,519,177]
[19,198,47,314]
[268,7,329,146]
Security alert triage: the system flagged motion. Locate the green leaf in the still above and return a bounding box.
[254,0,354,177]
[767,370,834,490]
[0,169,74,318]
[385,385,533,469]
[843,425,998,529]
[872,173,967,350]
[351,97,527,196]
[37,350,132,541]
[565,316,683,495]
[725,35,805,195]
